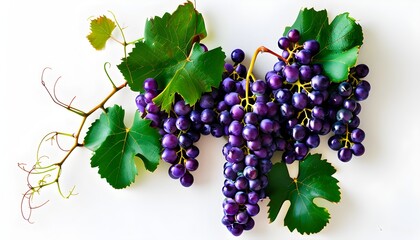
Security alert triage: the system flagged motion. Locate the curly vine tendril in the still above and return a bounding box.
[19,63,128,223]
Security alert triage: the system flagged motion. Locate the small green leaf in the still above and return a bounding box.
[87,15,116,50]
[84,105,161,189]
[284,8,363,82]
[266,154,341,234]
[117,1,225,112]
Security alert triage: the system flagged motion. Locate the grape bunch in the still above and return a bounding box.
[268,28,371,163]
[218,49,288,236]
[134,28,370,236]
[135,79,203,187]
[327,64,370,161]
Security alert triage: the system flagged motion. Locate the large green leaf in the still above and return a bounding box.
[86,15,116,50]
[266,154,341,234]
[284,8,363,82]
[84,105,161,189]
[118,1,225,112]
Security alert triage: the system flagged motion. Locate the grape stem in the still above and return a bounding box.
[244,46,286,108]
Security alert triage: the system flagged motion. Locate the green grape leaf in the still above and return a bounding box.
[117,1,226,112]
[266,154,341,234]
[84,105,161,189]
[284,8,363,82]
[87,15,116,50]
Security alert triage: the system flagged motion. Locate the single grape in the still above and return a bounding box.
[303,39,320,54]
[354,64,369,78]
[338,147,353,162]
[231,49,245,63]
[287,29,300,42]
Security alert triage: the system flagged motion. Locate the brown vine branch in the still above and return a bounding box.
[21,67,128,222]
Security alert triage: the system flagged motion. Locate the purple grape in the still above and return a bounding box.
[354,86,369,101]
[143,78,158,91]
[185,158,199,172]
[283,65,299,83]
[295,49,312,65]
[199,94,215,109]
[231,49,245,63]
[351,128,365,143]
[180,172,194,187]
[244,166,258,180]
[178,134,192,148]
[299,65,313,82]
[144,113,160,128]
[351,143,365,156]
[242,124,259,141]
[306,134,320,148]
[245,204,260,216]
[174,100,191,115]
[224,167,236,182]
[308,91,325,106]
[163,117,177,133]
[224,202,239,216]
[355,64,369,78]
[235,191,248,204]
[161,148,178,164]
[338,147,353,162]
[226,147,245,163]
[235,176,249,190]
[292,92,308,110]
[294,142,309,159]
[260,119,274,133]
[228,135,245,147]
[308,118,323,132]
[292,124,306,141]
[211,123,224,138]
[343,99,358,112]
[170,164,186,179]
[278,37,291,50]
[176,115,191,131]
[312,106,326,119]
[244,112,259,125]
[185,145,199,158]
[235,64,247,77]
[338,82,353,97]
[228,223,244,236]
[224,92,241,106]
[287,29,300,42]
[303,39,320,54]
[328,135,342,150]
[259,159,272,174]
[311,75,330,91]
[312,64,323,75]
[162,134,178,149]
[275,88,292,104]
[273,61,286,72]
[251,80,267,95]
[336,109,353,123]
[200,108,216,124]
[228,120,243,136]
[243,217,255,231]
[230,104,245,121]
[332,121,347,135]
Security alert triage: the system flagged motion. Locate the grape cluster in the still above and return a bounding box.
[135,28,370,236]
[219,49,288,236]
[268,28,371,163]
[327,64,370,161]
[135,79,203,187]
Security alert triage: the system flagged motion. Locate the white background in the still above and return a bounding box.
[1,0,419,239]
